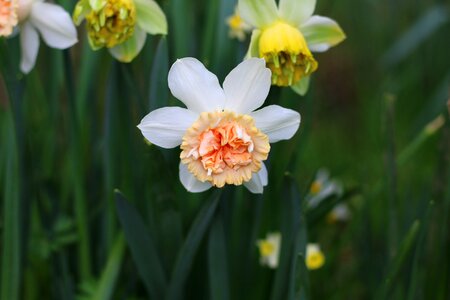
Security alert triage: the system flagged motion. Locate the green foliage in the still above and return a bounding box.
[1,0,450,299]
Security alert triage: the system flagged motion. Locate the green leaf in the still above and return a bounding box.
[115,190,167,299]
[91,234,126,300]
[134,0,168,35]
[377,220,421,299]
[271,175,303,300]
[149,38,169,111]
[166,191,221,300]
[208,214,229,300]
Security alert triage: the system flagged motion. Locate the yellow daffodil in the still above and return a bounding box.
[306,243,325,270]
[257,232,281,268]
[226,6,252,41]
[306,168,343,208]
[238,0,346,95]
[137,58,301,193]
[73,0,167,62]
[0,0,78,73]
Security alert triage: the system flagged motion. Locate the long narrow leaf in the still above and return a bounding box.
[115,190,167,299]
[166,191,221,300]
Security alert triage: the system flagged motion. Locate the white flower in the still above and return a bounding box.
[327,203,351,223]
[306,168,343,208]
[257,232,281,268]
[137,57,301,194]
[16,0,78,73]
[306,243,325,270]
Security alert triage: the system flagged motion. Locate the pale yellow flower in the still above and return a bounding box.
[226,6,252,41]
[306,243,325,270]
[257,232,281,268]
[239,0,346,95]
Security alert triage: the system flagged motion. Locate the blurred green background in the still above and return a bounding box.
[1,0,449,299]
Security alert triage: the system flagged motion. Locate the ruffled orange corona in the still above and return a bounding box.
[0,0,18,36]
[180,111,270,188]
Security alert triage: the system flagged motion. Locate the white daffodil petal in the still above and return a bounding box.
[279,0,316,27]
[291,76,310,96]
[245,29,261,59]
[134,0,168,35]
[238,0,278,28]
[29,3,77,49]
[223,58,271,114]
[251,105,300,143]
[301,16,346,53]
[179,162,212,193]
[109,26,146,62]
[137,106,197,149]
[19,22,40,74]
[168,58,225,113]
[244,163,268,194]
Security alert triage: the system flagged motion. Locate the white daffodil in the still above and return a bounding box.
[257,232,281,268]
[306,168,343,208]
[226,5,252,41]
[238,0,346,95]
[73,0,167,62]
[137,58,300,194]
[306,243,325,270]
[0,0,77,73]
[327,203,351,223]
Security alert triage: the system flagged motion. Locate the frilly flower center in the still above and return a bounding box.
[180,110,270,188]
[259,22,318,86]
[85,0,136,49]
[0,0,18,37]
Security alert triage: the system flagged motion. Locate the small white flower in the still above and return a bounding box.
[306,243,325,270]
[137,58,301,194]
[328,203,351,223]
[307,168,343,208]
[257,232,281,268]
[15,0,78,73]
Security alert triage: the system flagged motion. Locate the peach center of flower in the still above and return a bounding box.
[180,111,270,188]
[0,0,18,37]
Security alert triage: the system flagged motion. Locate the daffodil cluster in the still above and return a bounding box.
[239,0,346,95]
[73,0,167,62]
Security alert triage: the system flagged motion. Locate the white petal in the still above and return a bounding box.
[179,163,212,193]
[300,16,346,53]
[251,105,301,143]
[238,0,278,28]
[168,58,225,113]
[279,0,316,27]
[134,0,168,35]
[244,163,268,194]
[223,58,271,114]
[109,26,146,62]
[29,3,77,49]
[137,107,197,148]
[19,22,40,74]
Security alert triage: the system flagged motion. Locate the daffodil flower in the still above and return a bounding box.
[226,6,252,41]
[137,58,301,193]
[306,243,325,270]
[0,0,78,73]
[73,0,167,62]
[239,0,346,95]
[306,168,343,208]
[327,203,351,223]
[257,232,281,268]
